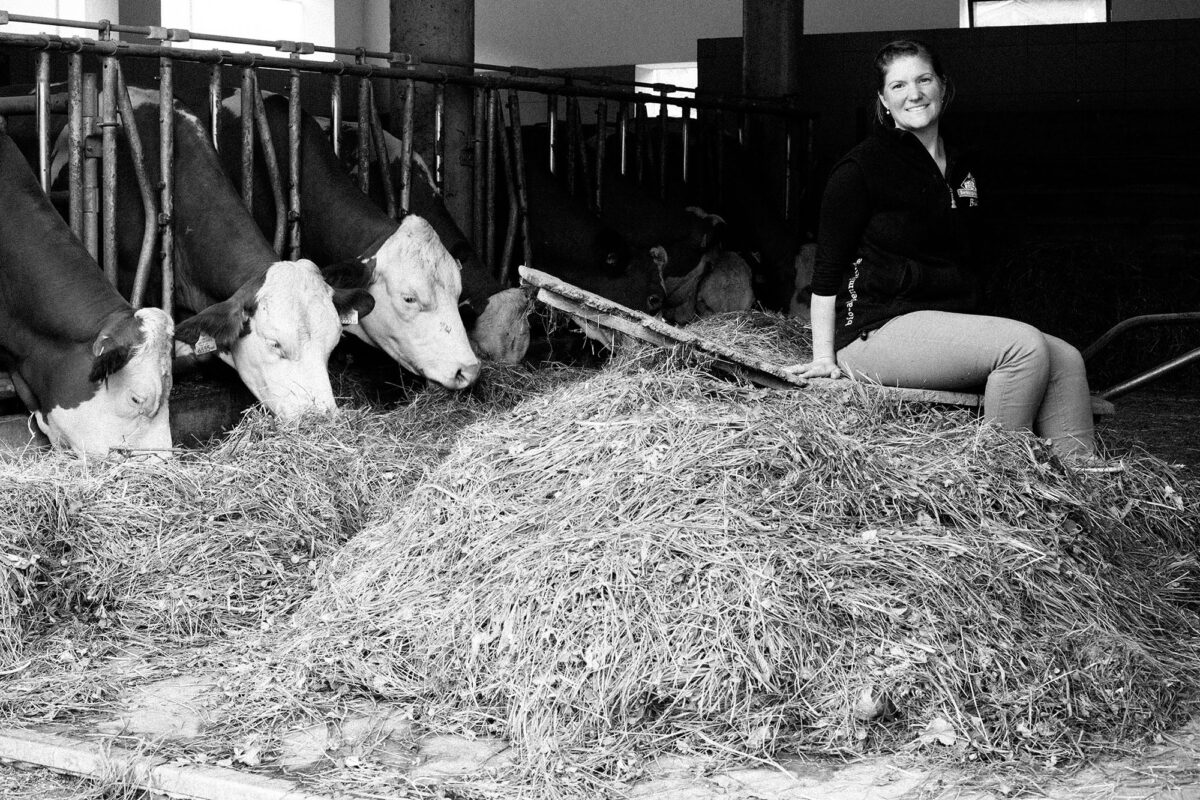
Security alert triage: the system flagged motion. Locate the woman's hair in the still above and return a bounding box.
[872,39,955,127]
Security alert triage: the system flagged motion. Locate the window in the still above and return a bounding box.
[1,0,118,37]
[963,0,1110,27]
[161,0,335,60]
[635,62,697,119]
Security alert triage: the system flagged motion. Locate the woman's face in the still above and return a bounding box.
[878,54,944,134]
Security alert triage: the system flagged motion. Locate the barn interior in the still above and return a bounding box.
[1,1,1199,798]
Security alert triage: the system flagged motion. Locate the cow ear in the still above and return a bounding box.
[88,315,141,382]
[332,288,375,326]
[322,256,374,291]
[174,297,250,354]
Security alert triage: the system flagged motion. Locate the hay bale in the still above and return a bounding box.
[283,341,1200,781]
[0,363,585,654]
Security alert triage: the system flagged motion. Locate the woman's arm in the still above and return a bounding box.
[785,292,842,378]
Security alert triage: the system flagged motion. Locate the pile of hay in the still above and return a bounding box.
[281,339,1200,782]
[0,363,585,660]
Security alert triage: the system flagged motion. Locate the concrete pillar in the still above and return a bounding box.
[389,0,474,232]
[742,0,803,310]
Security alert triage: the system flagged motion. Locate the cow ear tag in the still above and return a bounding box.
[339,309,360,326]
[194,333,218,355]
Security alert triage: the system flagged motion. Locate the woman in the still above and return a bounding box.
[787,39,1096,462]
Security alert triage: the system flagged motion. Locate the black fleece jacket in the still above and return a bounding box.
[811,126,983,352]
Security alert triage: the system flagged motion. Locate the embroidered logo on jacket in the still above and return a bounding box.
[957,172,978,207]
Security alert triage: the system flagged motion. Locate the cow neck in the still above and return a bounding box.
[0,136,130,348]
[259,94,398,264]
[134,97,278,302]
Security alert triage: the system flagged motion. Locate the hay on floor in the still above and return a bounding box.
[282,339,1199,781]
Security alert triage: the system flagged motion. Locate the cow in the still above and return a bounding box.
[212,92,480,386]
[662,248,756,325]
[342,127,531,363]
[0,133,174,456]
[63,88,376,421]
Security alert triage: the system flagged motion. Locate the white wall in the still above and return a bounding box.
[475,0,741,68]
[805,0,959,34]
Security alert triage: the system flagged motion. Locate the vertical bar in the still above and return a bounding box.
[681,107,690,185]
[35,51,50,193]
[208,64,221,152]
[546,93,557,175]
[783,120,793,221]
[618,101,628,177]
[594,100,607,212]
[433,81,445,192]
[67,53,84,238]
[484,87,498,274]
[116,63,161,310]
[657,89,669,200]
[330,74,342,158]
[356,74,371,195]
[159,58,176,318]
[635,102,646,185]
[472,87,485,253]
[367,83,397,219]
[508,89,532,274]
[565,95,576,194]
[240,67,254,210]
[101,52,118,284]
[399,76,415,214]
[250,75,287,256]
[715,108,725,208]
[82,72,100,260]
[496,98,518,282]
[287,66,302,260]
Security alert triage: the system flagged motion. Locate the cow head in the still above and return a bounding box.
[468,287,532,363]
[35,307,175,456]
[175,260,373,420]
[327,215,481,389]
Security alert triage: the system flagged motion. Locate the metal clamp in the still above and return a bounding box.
[275,40,315,55]
[388,51,419,67]
[0,12,9,25]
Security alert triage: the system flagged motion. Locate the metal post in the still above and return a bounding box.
[594,99,606,212]
[617,101,628,177]
[67,53,84,238]
[635,101,646,185]
[100,50,118,284]
[484,87,497,274]
[715,108,725,208]
[287,65,302,259]
[783,121,792,221]
[546,93,557,175]
[681,108,690,186]
[250,76,287,255]
[367,83,397,219]
[658,89,669,200]
[565,94,576,195]
[239,67,254,210]
[35,51,50,193]
[571,95,592,202]
[433,80,445,192]
[209,64,222,152]
[472,87,484,253]
[159,57,175,318]
[330,74,342,158]
[508,89,532,274]
[398,75,415,214]
[497,98,518,283]
[115,64,160,310]
[82,72,99,260]
[356,72,371,195]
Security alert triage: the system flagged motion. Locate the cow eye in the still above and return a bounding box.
[402,295,418,305]
[266,339,285,356]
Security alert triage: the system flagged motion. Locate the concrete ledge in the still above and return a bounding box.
[0,727,330,799]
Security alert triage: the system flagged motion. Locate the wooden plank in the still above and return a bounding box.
[521,266,1115,416]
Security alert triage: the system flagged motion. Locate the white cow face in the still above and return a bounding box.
[344,216,481,389]
[37,307,175,457]
[221,260,346,420]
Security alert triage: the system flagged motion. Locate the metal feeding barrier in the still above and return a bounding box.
[0,9,809,313]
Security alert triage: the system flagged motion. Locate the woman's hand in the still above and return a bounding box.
[783,356,844,380]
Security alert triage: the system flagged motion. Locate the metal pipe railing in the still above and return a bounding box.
[287,64,302,259]
[484,87,498,273]
[249,76,287,255]
[329,74,342,158]
[34,49,49,192]
[433,80,445,192]
[81,70,99,260]
[497,97,518,282]
[158,55,175,317]
[239,67,254,209]
[508,89,532,274]
[471,86,484,253]
[114,63,159,309]
[366,82,397,219]
[397,74,415,214]
[66,52,84,238]
[208,63,221,152]
[99,46,118,284]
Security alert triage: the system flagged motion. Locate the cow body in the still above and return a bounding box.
[216,92,479,387]
[101,89,373,420]
[0,134,173,455]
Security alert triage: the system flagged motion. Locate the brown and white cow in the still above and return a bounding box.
[94,88,375,420]
[0,134,174,456]
[215,92,480,387]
